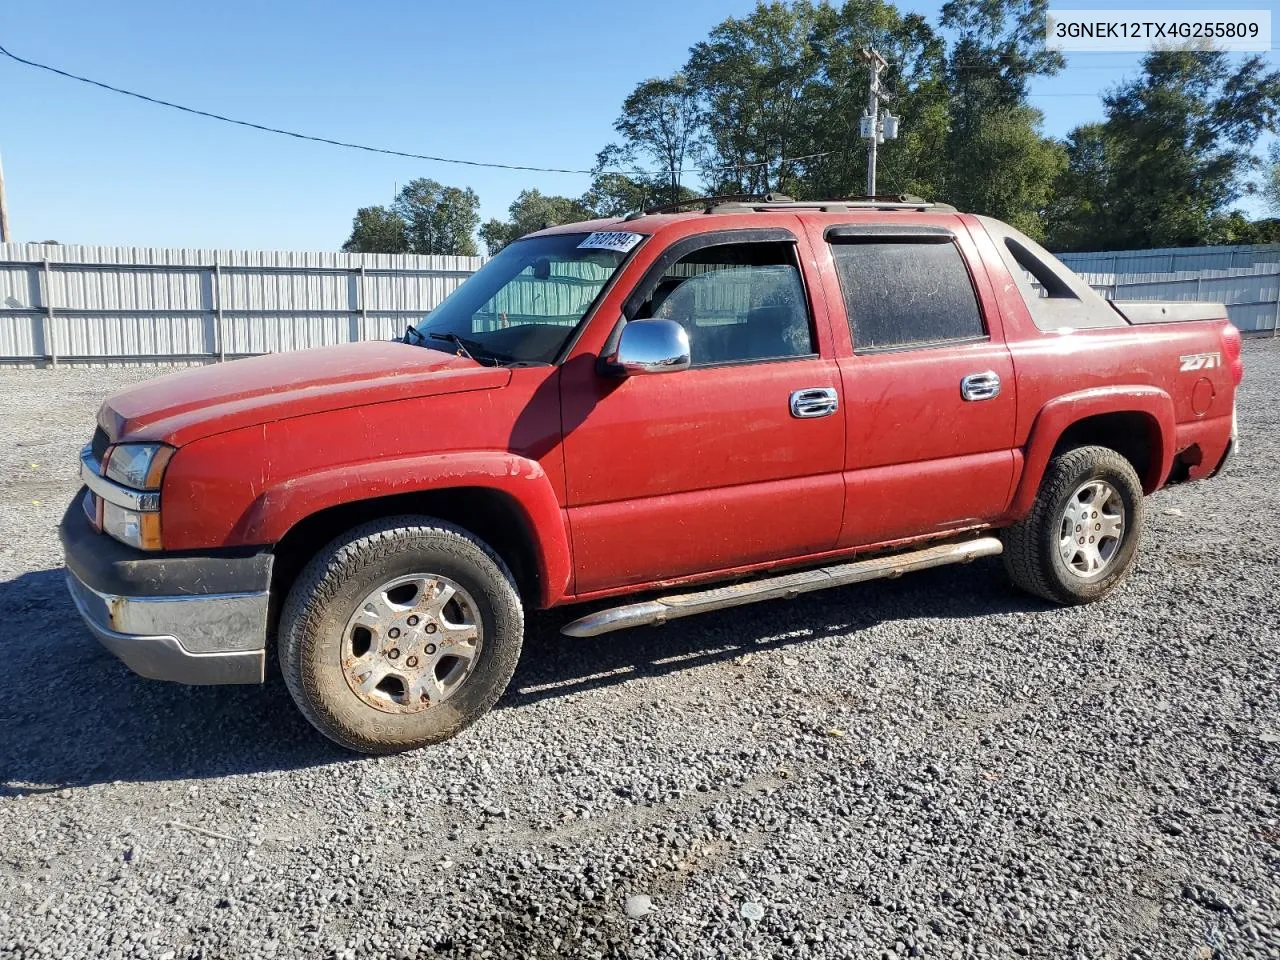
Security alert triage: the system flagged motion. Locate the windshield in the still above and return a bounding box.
[410,232,638,364]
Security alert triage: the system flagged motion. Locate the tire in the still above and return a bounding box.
[1001,445,1145,606]
[279,516,523,754]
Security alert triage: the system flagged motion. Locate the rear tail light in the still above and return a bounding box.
[1221,322,1243,386]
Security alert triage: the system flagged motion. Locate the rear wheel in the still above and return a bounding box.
[279,517,523,754]
[1001,445,1145,605]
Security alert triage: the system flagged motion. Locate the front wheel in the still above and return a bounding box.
[279,517,524,754]
[1001,445,1145,605]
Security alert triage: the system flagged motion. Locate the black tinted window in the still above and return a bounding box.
[636,242,813,366]
[830,241,985,353]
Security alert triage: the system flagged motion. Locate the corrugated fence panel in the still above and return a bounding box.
[0,313,41,358]
[0,262,39,310]
[0,243,484,363]
[52,314,211,357]
[1225,302,1277,333]
[1060,243,1280,275]
[364,271,465,314]
[1071,262,1280,333]
[222,314,356,356]
[220,268,353,312]
[52,265,208,312]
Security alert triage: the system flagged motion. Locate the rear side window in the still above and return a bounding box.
[830,241,985,353]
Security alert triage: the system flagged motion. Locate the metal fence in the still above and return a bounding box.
[1072,262,1280,335]
[0,240,1276,365]
[1059,243,1280,275]
[0,243,483,365]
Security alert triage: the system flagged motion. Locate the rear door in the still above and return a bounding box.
[810,221,1017,547]
[559,225,846,595]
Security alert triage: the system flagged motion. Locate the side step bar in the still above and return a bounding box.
[561,536,1003,638]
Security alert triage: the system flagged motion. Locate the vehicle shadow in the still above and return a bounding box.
[507,556,1038,708]
[0,558,1042,794]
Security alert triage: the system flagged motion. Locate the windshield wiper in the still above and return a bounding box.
[403,324,427,346]
[426,331,517,366]
[427,331,479,361]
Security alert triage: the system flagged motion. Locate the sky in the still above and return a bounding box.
[1,0,1276,250]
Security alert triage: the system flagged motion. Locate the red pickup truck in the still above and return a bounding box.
[60,195,1242,753]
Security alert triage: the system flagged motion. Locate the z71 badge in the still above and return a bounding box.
[1179,352,1221,372]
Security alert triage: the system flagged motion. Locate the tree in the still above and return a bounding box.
[392,179,481,256]
[940,0,1066,237]
[342,206,409,254]
[685,1,825,196]
[605,74,702,205]
[956,107,1066,239]
[941,0,1064,113]
[799,0,951,200]
[580,169,655,218]
[1047,51,1280,250]
[1264,142,1280,217]
[581,146,701,217]
[1043,124,1113,252]
[479,189,595,255]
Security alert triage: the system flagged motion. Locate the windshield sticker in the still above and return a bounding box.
[578,231,644,253]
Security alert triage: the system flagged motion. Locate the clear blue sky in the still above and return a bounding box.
[2,0,1275,250]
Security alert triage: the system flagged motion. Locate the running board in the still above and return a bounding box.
[560,536,1003,638]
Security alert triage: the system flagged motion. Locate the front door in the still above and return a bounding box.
[560,230,845,595]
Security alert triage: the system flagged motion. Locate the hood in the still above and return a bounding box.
[99,340,512,446]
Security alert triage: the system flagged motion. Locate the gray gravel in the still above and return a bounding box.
[1,344,1278,959]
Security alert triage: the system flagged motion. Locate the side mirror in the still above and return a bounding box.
[603,319,691,376]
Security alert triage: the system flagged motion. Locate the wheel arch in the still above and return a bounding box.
[239,452,572,613]
[1008,387,1175,520]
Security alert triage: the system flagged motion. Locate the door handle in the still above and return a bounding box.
[960,371,1001,402]
[790,387,839,419]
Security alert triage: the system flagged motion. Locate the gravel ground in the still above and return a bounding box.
[0,344,1278,960]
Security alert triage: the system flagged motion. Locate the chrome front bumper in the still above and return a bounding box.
[60,493,272,686]
[65,568,267,684]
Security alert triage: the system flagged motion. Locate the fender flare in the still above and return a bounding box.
[234,451,572,608]
[1008,386,1175,518]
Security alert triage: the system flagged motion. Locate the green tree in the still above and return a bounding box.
[390,178,481,256]
[479,189,595,255]
[1043,124,1113,252]
[799,0,951,200]
[1264,142,1280,217]
[940,0,1066,237]
[602,74,702,206]
[341,206,409,254]
[580,169,655,218]
[581,146,701,217]
[686,1,826,195]
[1048,51,1280,250]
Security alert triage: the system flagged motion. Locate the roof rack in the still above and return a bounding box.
[629,193,955,218]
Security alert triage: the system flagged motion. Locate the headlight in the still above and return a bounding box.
[102,501,163,551]
[104,443,174,490]
[95,442,173,550]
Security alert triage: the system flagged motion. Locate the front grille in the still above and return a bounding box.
[90,427,110,462]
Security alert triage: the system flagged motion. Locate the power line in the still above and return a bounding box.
[0,42,601,174]
[0,43,832,178]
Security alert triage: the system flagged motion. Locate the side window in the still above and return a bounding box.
[830,241,985,353]
[635,242,814,366]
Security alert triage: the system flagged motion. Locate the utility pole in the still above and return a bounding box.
[858,48,898,197]
[0,151,10,244]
